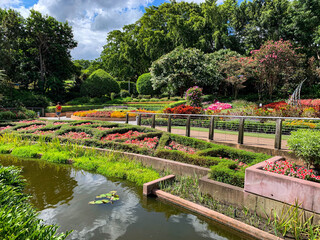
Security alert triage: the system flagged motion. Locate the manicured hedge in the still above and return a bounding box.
[3,120,272,187]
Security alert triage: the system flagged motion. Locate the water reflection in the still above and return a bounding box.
[0,155,77,210]
[0,155,246,240]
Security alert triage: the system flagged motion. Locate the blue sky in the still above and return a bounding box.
[1,0,216,60]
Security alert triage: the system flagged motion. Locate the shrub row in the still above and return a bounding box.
[3,120,271,187]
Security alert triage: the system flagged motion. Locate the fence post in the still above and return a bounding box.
[137,114,141,126]
[274,119,283,149]
[151,114,156,128]
[238,118,245,144]
[186,115,191,137]
[209,116,214,140]
[125,113,129,124]
[167,115,172,133]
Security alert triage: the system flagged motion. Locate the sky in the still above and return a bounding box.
[1,0,213,60]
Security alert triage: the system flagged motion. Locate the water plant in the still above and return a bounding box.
[88,191,119,205]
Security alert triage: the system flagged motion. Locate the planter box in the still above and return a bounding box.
[70,115,136,121]
[244,156,320,214]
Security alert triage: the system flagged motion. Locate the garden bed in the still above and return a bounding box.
[71,115,136,121]
[244,156,320,214]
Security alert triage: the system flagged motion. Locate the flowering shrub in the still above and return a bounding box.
[163,105,202,115]
[75,122,92,126]
[205,101,232,112]
[87,111,111,118]
[34,130,56,135]
[0,125,11,131]
[18,125,44,131]
[101,130,143,141]
[285,120,316,129]
[264,160,320,182]
[185,86,203,107]
[263,101,287,109]
[125,137,159,149]
[18,120,46,124]
[164,141,196,154]
[60,131,92,139]
[73,110,97,117]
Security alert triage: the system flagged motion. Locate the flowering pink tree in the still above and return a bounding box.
[185,86,203,107]
[251,39,303,99]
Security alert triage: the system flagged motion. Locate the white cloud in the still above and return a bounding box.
[3,0,154,60]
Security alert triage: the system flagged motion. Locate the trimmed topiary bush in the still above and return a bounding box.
[136,73,157,96]
[81,69,120,97]
[288,129,320,168]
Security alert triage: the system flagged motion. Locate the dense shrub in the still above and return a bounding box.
[185,86,203,107]
[81,69,120,97]
[0,90,50,108]
[136,73,157,96]
[163,104,203,115]
[120,90,130,98]
[288,129,320,168]
[0,109,36,120]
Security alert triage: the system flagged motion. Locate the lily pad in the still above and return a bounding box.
[89,191,120,205]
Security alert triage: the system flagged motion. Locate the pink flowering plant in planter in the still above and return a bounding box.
[263,160,320,182]
[75,122,92,126]
[205,101,232,112]
[0,125,11,131]
[60,131,92,139]
[96,126,112,131]
[125,137,159,149]
[101,130,143,141]
[164,141,196,154]
[185,86,203,107]
[18,120,46,124]
[53,122,69,125]
[34,130,56,135]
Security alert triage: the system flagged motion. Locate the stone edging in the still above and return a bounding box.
[144,176,282,240]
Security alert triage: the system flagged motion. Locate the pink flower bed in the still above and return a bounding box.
[53,122,69,125]
[164,141,196,154]
[264,160,320,182]
[125,137,159,149]
[75,122,92,126]
[18,124,44,131]
[101,130,143,141]
[205,102,232,111]
[60,131,92,139]
[0,125,11,131]
[34,130,56,135]
[96,127,112,131]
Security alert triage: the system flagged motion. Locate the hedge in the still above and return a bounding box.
[3,120,271,187]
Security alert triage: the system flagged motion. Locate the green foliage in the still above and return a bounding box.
[81,69,120,98]
[287,129,320,167]
[150,47,222,96]
[11,145,42,158]
[136,73,157,95]
[118,81,137,94]
[120,90,130,98]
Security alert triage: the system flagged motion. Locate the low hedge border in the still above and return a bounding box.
[3,120,271,187]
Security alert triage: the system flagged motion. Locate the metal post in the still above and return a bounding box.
[238,118,245,144]
[275,119,283,149]
[151,114,156,128]
[209,116,214,140]
[137,114,141,126]
[125,113,129,124]
[167,115,172,133]
[186,115,191,137]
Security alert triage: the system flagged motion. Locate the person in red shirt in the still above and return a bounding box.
[56,102,62,120]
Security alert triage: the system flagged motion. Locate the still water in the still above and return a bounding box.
[0,155,248,240]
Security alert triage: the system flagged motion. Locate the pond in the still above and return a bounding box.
[0,155,249,240]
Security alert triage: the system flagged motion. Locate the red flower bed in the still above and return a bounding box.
[34,130,56,135]
[163,105,203,115]
[264,160,320,182]
[18,125,44,131]
[125,137,159,149]
[101,130,143,141]
[263,101,287,109]
[86,111,112,118]
[75,122,92,126]
[164,141,196,154]
[60,131,92,139]
[0,125,11,131]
